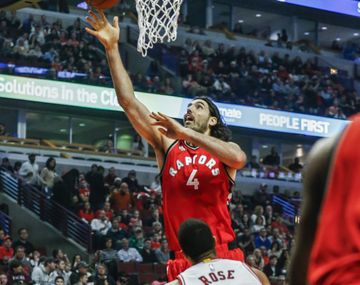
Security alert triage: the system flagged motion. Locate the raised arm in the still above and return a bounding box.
[85,10,165,149]
[150,112,246,170]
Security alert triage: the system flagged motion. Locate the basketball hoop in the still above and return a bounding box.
[135,0,183,56]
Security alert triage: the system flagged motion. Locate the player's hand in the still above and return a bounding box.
[85,10,119,50]
[150,112,187,140]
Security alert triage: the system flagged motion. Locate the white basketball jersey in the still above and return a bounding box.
[178,259,262,285]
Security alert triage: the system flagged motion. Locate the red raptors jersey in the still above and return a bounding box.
[161,140,235,251]
[308,114,360,285]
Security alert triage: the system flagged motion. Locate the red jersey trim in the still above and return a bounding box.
[184,141,199,150]
[159,140,178,177]
[178,274,186,285]
[223,166,235,185]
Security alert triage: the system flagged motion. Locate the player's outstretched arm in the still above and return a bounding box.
[288,136,337,285]
[85,10,164,149]
[150,112,246,169]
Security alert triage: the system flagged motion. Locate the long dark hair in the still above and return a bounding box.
[193,96,232,142]
[45,157,56,171]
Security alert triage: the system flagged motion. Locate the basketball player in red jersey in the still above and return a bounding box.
[85,10,246,280]
[288,114,360,285]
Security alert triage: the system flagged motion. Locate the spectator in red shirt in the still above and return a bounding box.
[151,233,161,250]
[0,236,14,262]
[79,202,94,223]
[128,210,142,229]
[103,202,113,221]
[271,215,290,235]
[117,215,128,231]
[277,66,289,81]
[78,179,90,202]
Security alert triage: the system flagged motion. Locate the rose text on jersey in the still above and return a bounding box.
[198,270,235,284]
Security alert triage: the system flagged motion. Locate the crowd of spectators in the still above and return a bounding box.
[0,11,359,120]
[40,0,357,62]
[0,11,171,95]
[0,5,349,284]
[331,40,360,62]
[155,38,357,119]
[0,224,132,285]
[241,147,303,183]
[129,61,176,96]
[0,11,111,85]
[0,152,296,284]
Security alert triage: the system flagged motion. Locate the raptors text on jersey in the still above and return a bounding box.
[161,140,236,251]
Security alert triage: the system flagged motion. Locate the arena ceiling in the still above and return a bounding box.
[232,6,360,47]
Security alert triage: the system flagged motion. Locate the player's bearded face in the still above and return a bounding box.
[186,117,209,133]
[183,99,215,134]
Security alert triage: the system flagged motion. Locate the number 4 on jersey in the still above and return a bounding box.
[186,169,199,190]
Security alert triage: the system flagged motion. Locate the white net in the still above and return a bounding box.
[135,0,183,56]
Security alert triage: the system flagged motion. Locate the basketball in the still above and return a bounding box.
[86,0,120,9]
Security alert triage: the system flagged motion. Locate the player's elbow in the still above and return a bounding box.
[118,96,131,108]
[232,151,247,169]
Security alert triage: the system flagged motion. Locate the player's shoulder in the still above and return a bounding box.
[162,138,179,153]
[166,137,178,147]
[227,141,241,148]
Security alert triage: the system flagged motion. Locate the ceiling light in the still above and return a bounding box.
[79,123,86,127]
[238,20,244,23]
[354,32,359,36]
[256,14,262,17]
[262,145,268,148]
[336,37,341,41]
[304,32,310,36]
[321,26,327,30]
[60,129,66,133]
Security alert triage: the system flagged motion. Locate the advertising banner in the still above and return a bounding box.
[0,74,348,137]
